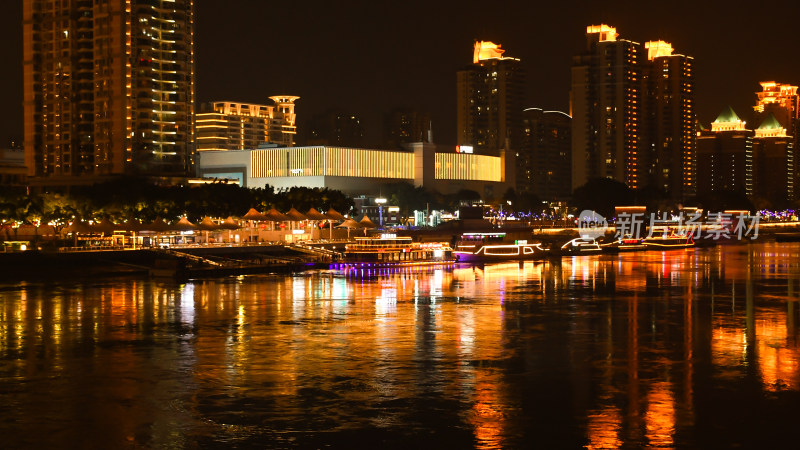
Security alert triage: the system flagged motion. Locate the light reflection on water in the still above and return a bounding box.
[1,242,800,448]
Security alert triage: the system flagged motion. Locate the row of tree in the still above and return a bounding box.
[0,177,356,226]
[2,175,763,229]
[0,178,504,227]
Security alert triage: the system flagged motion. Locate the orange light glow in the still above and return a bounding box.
[756,314,800,391]
[645,381,676,447]
[645,40,674,60]
[586,405,623,450]
[754,81,799,115]
[586,24,618,41]
[473,41,508,63]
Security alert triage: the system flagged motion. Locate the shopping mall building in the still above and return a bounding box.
[197,143,513,199]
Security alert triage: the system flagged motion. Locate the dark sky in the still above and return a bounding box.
[3,0,800,147]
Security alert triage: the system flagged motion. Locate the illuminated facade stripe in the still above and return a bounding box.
[250,147,415,179]
[434,153,501,181]
[195,99,298,151]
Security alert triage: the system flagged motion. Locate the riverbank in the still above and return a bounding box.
[0,225,793,282]
[0,244,329,282]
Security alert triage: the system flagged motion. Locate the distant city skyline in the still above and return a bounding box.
[3,0,800,147]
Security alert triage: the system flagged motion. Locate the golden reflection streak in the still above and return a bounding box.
[756,313,800,391]
[586,404,623,449]
[460,299,508,449]
[334,265,515,447]
[645,381,676,447]
[470,371,506,450]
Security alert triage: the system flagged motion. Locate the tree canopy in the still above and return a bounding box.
[0,177,354,225]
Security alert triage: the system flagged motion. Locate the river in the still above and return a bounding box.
[2,241,799,448]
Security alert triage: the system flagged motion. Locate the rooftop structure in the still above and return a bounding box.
[711,106,747,132]
[196,97,299,151]
[754,113,787,138]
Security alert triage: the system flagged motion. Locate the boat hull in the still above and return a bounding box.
[641,238,694,250]
[339,235,454,267]
[559,238,603,255]
[454,244,548,263]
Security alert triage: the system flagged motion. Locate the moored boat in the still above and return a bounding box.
[336,234,453,267]
[641,229,694,249]
[601,236,647,253]
[560,237,603,254]
[453,232,548,262]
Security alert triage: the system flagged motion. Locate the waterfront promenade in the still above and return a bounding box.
[2,219,799,281]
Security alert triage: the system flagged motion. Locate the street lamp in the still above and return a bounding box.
[375,197,387,227]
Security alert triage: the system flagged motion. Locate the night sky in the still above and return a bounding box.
[3,0,800,147]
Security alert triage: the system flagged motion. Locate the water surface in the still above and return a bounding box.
[2,242,800,448]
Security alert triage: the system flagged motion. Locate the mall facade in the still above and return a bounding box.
[197,143,512,198]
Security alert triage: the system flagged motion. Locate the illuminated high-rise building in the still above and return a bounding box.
[696,107,752,195]
[457,41,525,156]
[753,82,799,137]
[752,113,794,203]
[571,25,641,191]
[196,97,298,151]
[23,0,195,186]
[752,82,799,199]
[571,27,696,199]
[641,40,695,200]
[520,108,572,201]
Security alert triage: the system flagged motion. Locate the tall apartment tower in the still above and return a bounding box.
[23,0,195,187]
[641,41,695,200]
[520,108,572,201]
[457,41,525,156]
[571,25,641,191]
[752,113,794,203]
[696,107,753,196]
[752,82,799,198]
[571,26,696,200]
[753,82,799,138]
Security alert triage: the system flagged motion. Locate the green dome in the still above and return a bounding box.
[757,113,783,130]
[713,106,742,123]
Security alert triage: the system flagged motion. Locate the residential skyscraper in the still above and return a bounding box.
[753,82,799,138]
[571,25,641,191]
[641,41,695,200]
[23,0,195,186]
[696,107,752,195]
[571,26,696,200]
[520,108,572,201]
[752,113,794,203]
[752,81,799,200]
[456,41,525,156]
[196,97,299,151]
